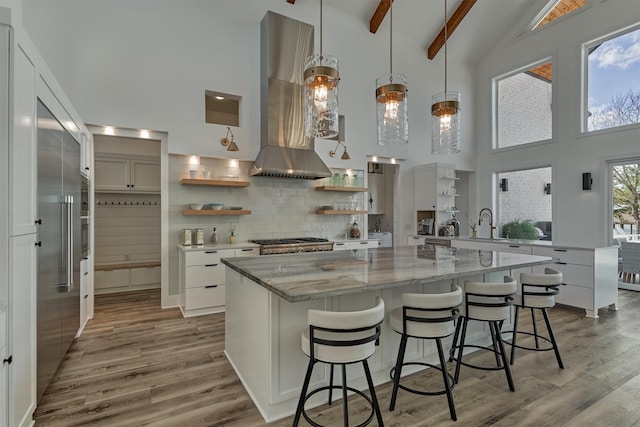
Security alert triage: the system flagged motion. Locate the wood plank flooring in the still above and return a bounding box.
[34,289,640,426]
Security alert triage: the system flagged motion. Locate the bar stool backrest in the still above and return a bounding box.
[621,241,640,275]
[305,297,385,364]
[519,268,562,308]
[463,276,517,321]
[398,286,462,338]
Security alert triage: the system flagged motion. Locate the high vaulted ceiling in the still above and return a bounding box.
[286,0,546,64]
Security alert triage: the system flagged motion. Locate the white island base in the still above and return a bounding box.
[224,268,515,423]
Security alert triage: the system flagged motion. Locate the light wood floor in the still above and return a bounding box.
[33,289,640,427]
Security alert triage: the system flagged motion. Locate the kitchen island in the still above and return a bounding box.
[222,246,555,422]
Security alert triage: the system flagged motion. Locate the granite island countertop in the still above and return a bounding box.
[408,235,612,250]
[221,246,555,303]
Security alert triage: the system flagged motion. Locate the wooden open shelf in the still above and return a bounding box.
[315,186,368,192]
[315,209,368,215]
[180,178,250,187]
[182,209,251,216]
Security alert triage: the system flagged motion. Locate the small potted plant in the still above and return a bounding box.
[469,222,478,238]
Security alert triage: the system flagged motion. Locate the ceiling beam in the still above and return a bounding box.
[369,0,393,34]
[427,0,477,60]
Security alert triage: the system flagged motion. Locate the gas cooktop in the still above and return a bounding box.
[250,238,333,255]
[250,237,329,245]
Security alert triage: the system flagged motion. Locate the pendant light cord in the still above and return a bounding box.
[320,0,323,58]
[389,0,393,75]
[444,0,448,94]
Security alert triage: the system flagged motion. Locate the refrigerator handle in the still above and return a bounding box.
[65,195,74,292]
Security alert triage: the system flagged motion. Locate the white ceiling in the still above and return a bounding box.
[317,0,542,64]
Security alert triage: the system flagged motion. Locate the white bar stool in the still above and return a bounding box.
[292,297,385,427]
[388,285,462,421]
[506,268,564,368]
[451,276,517,392]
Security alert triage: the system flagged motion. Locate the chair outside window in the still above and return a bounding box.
[621,241,640,284]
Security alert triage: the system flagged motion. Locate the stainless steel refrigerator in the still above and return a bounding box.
[36,100,81,401]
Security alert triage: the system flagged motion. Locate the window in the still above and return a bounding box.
[494,60,553,149]
[205,90,241,126]
[585,25,640,132]
[531,0,586,31]
[497,167,552,240]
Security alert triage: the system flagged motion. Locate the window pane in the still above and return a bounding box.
[496,62,553,148]
[498,167,552,240]
[587,27,640,132]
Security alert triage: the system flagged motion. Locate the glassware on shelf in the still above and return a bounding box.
[342,173,350,186]
[332,172,341,186]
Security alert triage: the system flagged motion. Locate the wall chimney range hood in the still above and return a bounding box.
[250,11,332,180]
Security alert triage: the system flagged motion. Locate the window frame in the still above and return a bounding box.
[581,22,640,135]
[492,56,556,152]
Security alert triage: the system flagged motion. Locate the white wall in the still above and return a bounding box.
[476,0,640,247]
[20,0,478,247]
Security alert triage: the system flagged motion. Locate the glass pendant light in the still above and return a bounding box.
[304,0,339,138]
[432,0,461,154]
[376,0,408,146]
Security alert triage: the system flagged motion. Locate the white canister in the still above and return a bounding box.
[194,228,205,245]
[180,229,192,246]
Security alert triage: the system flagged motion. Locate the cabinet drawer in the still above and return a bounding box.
[184,250,223,266]
[94,268,129,289]
[186,285,225,310]
[532,247,593,266]
[555,283,592,310]
[408,236,424,246]
[532,263,593,288]
[235,247,260,257]
[185,265,224,288]
[131,266,161,286]
[498,244,532,255]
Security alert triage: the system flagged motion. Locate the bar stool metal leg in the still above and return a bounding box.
[491,321,515,391]
[454,316,469,385]
[293,359,317,427]
[449,318,462,362]
[541,308,564,369]
[341,365,348,427]
[510,306,520,365]
[328,364,334,405]
[531,308,540,349]
[363,359,385,427]
[435,338,457,421]
[389,334,408,411]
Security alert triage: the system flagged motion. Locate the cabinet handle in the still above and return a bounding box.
[553,249,567,252]
[126,184,130,187]
[84,167,90,170]
[205,263,219,267]
[509,245,520,248]
[3,356,11,365]
[35,241,42,247]
[205,251,218,254]
[335,243,345,246]
[241,248,253,252]
[360,241,369,245]
[35,219,42,225]
[83,272,89,276]
[557,262,567,265]
[205,285,218,289]
[84,295,89,299]
[131,184,134,188]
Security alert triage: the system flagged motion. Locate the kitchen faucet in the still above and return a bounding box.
[478,208,497,239]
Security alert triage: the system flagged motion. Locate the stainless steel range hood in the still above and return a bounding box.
[250,11,332,180]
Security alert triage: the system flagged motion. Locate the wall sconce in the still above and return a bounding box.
[499,178,509,192]
[583,172,592,190]
[544,183,551,195]
[329,141,350,160]
[220,127,239,152]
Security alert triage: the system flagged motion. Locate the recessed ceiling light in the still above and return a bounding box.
[215,96,225,100]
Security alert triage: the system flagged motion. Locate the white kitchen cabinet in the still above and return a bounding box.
[451,239,618,318]
[178,246,260,317]
[10,45,37,237]
[9,233,37,427]
[80,132,92,178]
[333,240,379,250]
[531,246,618,318]
[79,257,90,336]
[0,304,7,427]
[94,156,160,193]
[408,235,426,246]
[414,163,459,235]
[367,174,385,214]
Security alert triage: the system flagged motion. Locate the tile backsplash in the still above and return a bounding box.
[167,154,368,294]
